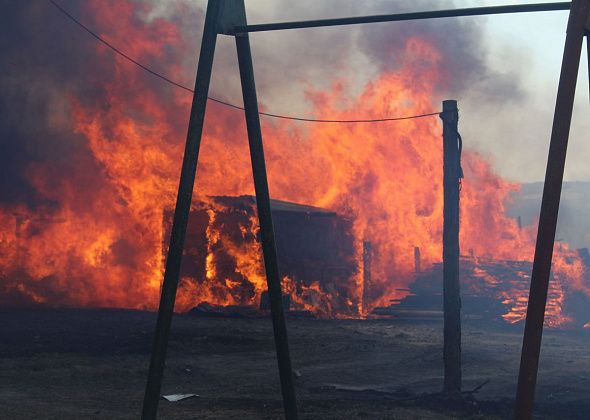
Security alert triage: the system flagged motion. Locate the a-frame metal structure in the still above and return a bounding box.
[515,2,590,418]
[141,2,297,418]
[140,1,590,419]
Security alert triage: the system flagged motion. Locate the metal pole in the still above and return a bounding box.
[440,100,462,394]
[141,2,222,419]
[586,30,590,105]
[514,1,590,419]
[234,6,298,419]
[235,2,571,33]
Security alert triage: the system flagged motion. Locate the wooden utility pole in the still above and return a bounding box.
[514,1,590,419]
[440,100,462,394]
[414,246,421,273]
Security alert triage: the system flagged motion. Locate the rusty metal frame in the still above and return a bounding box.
[141,1,586,419]
[515,1,590,419]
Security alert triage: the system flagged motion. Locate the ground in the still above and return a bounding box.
[0,308,589,419]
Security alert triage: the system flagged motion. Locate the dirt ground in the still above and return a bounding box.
[1,308,589,419]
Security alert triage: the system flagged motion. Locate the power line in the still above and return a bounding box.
[48,0,441,124]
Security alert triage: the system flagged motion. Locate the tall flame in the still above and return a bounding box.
[1,0,588,326]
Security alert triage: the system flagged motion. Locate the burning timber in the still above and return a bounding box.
[374,253,590,329]
[162,195,359,317]
[162,195,590,327]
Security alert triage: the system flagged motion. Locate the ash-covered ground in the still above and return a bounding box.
[1,308,589,419]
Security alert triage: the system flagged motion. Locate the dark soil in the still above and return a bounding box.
[1,308,589,419]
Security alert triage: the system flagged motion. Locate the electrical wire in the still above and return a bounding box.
[48,0,441,124]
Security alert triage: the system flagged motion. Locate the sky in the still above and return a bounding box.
[463,0,589,182]
[191,0,589,183]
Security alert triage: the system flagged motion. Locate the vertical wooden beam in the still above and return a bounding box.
[514,2,590,419]
[141,2,223,419]
[14,215,22,268]
[440,99,462,394]
[414,246,421,273]
[363,240,372,313]
[233,2,298,419]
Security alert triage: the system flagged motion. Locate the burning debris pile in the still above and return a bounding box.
[166,196,360,317]
[375,252,590,329]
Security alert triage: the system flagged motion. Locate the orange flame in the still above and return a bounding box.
[1,0,588,326]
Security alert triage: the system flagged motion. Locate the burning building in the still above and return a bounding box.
[1,0,590,330]
[163,196,359,317]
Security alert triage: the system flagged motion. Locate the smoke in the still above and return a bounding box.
[3,0,571,312]
[356,0,525,103]
[0,0,528,212]
[0,1,110,210]
[143,0,526,118]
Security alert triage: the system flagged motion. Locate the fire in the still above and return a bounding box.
[1,1,589,326]
[282,276,336,317]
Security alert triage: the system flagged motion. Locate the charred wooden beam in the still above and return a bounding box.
[440,100,462,394]
[514,1,590,419]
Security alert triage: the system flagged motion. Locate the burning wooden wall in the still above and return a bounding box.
[162,196,360,317]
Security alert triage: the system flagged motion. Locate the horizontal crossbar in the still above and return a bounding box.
[234,2,571,33]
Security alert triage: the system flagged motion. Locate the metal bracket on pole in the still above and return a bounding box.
[217,0,246,35]
[514,1,590,419]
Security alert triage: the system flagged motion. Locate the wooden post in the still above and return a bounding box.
[233,2,298,418]
[440,99,462,394]
[514,1,590,419]
[14,215,22,268]
[363,240,372,313]
[414,246,421,273]
[141,2,222,419]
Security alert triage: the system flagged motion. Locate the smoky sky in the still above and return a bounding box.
[0,1,108,209]
[191,0,526,114]
[0,0,193,210]
[0,0,527,210]
[356,0,524,101]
